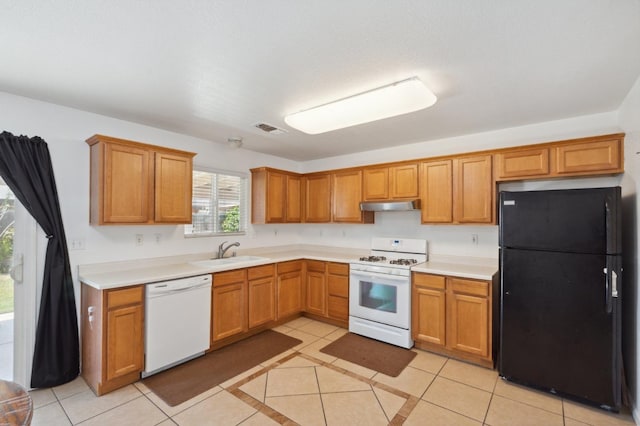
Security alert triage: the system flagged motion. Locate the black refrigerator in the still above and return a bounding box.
[499,187,622,411]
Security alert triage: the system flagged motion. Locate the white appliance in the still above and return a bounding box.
[349,237,427,348]
[143,274,212,377]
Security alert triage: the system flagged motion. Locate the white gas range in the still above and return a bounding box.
[349,237,428,348]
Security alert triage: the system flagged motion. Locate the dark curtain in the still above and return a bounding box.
[0,131,79,387]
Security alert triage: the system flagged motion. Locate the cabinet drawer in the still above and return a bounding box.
[306,260,326,272]
[449,278,489,297]
[328,262,349,276]
[413,273,445,290]
[328,275,349,297]
[277,260,303,274]
[247,264,274,281]
[213,269,246,287]
[107,286,143,309]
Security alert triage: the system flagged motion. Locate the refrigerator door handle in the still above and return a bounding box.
[612,270,618,298]
[603,267,612,314]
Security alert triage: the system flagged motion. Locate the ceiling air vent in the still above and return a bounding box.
[253,122,288,135]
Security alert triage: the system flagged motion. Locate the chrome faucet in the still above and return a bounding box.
[217,241,240,259]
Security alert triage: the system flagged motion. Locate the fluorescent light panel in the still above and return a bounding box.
[284,77,437,135]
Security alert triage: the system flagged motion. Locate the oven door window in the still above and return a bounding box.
[359,281,397,313]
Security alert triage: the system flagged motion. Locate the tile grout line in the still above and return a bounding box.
[313,365,329,426]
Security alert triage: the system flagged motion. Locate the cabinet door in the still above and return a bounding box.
[363,167,389,200]
[389,164,418,199]
[154,151,193,223]
[420,160,453,223]
[553,138,622,175]
[248,276,275,328]
[106,304,144,381]
[494,148,549,180]
[277,271,303,319]
[303,174,331,222]
[447,278,490,358]
[453,155,493,223]
[212,283,247,341]
[332,170,367,223]
[285,175,302,223]
[103,143,151,223]
[413,286,446,346]
[266,171,286,223]
[412,274,446,346]
[306,270,327,316]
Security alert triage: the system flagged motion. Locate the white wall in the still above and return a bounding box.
[618,74,640,422]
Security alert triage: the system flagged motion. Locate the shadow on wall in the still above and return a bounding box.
[622,192,637,405]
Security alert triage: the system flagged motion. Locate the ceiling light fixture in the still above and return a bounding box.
[284,77,437,135]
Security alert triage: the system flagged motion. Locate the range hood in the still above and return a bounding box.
[359,199,421,212]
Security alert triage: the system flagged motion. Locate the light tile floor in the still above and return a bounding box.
[29,318,636,425]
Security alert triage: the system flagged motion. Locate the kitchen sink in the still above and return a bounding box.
[189,255,269,268]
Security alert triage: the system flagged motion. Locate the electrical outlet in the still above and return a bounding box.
[69,239,86,250]
[154,233,161,244]
[471,234,479,245]
[135,234,144,246]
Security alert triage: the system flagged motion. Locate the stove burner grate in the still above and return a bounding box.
[389,258,419,266]
[359,255,387,262]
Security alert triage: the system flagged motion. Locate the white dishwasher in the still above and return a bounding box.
[143,274,212,377]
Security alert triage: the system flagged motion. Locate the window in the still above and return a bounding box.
[184,168,247,237]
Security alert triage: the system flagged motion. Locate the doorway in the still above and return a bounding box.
[0,177,14,380]
[0,176,37,387]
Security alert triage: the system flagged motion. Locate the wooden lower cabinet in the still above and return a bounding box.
[412,272,494,367]
[81,284,144,396]
[304,260,349,327]
[248,264,276,328]
[212,270,247,342]
[327,262,349,324]
[276,261,304,319]
[305,260,327,316]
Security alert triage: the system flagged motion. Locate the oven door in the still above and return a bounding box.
[349,269,410,329]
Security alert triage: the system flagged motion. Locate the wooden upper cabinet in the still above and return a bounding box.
[303,173,332,223]
[453,155,493,224]
[250,168,302,224]
[494,134,624,182]
[285,175,302,222]
[552,136,623,176]
[420,160,453,223]
[363,163,418,200]
[154,151,193,223]
[494,147,550,181]
[420,155,493,224]
[87,134,195,225]
[363,167,388,200]
[389,163,419,198]
[332,170,373,223]
[101,141,151,224]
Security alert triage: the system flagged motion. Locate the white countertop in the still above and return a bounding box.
[78,245,498,290]
[411,254,498,280]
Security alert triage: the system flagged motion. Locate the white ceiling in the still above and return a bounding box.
[2,1,640,161]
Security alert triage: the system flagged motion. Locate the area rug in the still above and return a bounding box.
[319,333,416,377]
[142,330,301,406]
